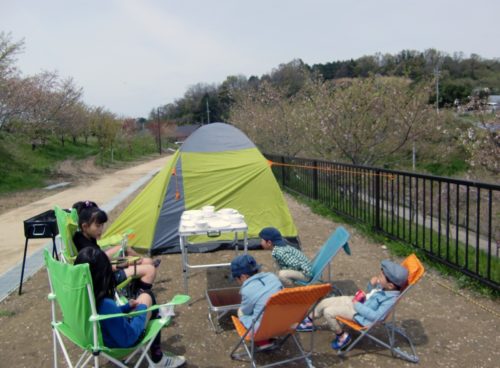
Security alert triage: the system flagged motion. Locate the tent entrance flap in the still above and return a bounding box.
[151,156,186,251]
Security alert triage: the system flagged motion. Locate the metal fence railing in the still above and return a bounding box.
[265,153,500,290]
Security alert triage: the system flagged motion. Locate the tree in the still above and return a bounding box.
[0,32,24,130]
[229,80,306,156]
[55,77,83,145]
[230,76,437,166]
[90,107,121,162]
[317,77,435,166]
[462,110,500,177]
[0,32,23,79]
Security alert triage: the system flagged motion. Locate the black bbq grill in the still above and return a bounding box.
[19,209,59,294]
[23,210,59,239]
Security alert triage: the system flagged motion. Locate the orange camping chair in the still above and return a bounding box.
[230,283,331,368]
[336,253,425,363]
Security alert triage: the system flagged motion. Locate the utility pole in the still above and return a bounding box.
[206,99,210,124]
[412,141,416,171]
[157,107,162,155]
[435,65,440,114]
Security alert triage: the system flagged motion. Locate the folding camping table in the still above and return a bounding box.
[178,211,248,293]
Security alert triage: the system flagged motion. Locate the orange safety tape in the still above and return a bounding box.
[268,160,396,180]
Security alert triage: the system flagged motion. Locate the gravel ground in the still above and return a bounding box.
[0,174,499,368]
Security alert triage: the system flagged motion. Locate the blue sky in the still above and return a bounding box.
[1,0,498,117]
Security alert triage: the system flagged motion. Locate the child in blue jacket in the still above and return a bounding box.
[301,259,408,350]
[231,254,283,349]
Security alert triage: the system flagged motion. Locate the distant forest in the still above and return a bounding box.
[150,49,500,124]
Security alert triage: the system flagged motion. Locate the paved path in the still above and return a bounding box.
[0,155,172,301]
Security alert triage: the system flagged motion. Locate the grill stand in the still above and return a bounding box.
[19,210,60,295]
[19,236,58,295]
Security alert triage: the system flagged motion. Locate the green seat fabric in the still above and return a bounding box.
[54,205,79,263]
[44,249,189,366]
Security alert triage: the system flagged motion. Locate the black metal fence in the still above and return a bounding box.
[265,153,500,290]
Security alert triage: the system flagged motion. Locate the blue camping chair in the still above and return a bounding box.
[295,227,351,292]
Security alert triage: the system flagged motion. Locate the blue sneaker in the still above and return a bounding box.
[331,332,351,350]
[296,316,314,332]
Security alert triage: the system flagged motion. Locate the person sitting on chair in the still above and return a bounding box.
[298,259,408,350]
[259,227,312,286]
[72,201,157,292]
[231,254,283,349]
[74,247,186,367]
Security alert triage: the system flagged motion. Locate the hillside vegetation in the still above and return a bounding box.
[0,131,158,194]
[150,50,499,182]
[0,32,162,194]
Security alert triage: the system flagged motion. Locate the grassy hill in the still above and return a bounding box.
[0,131,158,194]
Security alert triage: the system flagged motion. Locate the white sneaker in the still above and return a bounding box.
[150,352,186,368]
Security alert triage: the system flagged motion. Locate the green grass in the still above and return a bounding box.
[421,156,469,177]
[97,132,158,166]
[0,133,99,193]
[0,310,15,317]
[0,131,161,194]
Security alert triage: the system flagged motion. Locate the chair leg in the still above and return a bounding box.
[338,325,419,364]
[54,329,74,367]
[101,353,128,368]
[52,330,58,368]
[75,351,91,367]
[384,323,419,363]
[337,330,368,357]
[291,334,314,368]
[230,334,252,362]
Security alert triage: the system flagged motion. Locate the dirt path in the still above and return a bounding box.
[0,155,172,275]
[0,162,498,367]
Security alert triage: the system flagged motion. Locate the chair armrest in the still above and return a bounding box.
[91,294,191,322]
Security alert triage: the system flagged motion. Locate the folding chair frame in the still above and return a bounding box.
[230,284,331,368]
[49,283,161,368]
[45,250,189,368]
[336,254,425,364]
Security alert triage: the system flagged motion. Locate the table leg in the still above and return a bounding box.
[18,238,29,295]
[180,237,188,293]
[243,231,248,254]
[233,232,239,254]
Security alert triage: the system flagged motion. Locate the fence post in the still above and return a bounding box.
[313,160,318,200]
[281,156,286,187]
[375,170,381,230]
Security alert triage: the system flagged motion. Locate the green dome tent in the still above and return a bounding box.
[104,122,298,254]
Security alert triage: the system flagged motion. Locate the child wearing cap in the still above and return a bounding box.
[259,227,313,286]
[231,254,283,346]
[299,259,409,350]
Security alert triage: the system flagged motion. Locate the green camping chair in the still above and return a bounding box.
[54,205,136,300]
[54,205,79,264]
[44,249,190,368]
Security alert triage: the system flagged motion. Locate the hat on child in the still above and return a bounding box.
[231,254,262,279]
[381,260,409,288]
[259,227,287,246]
